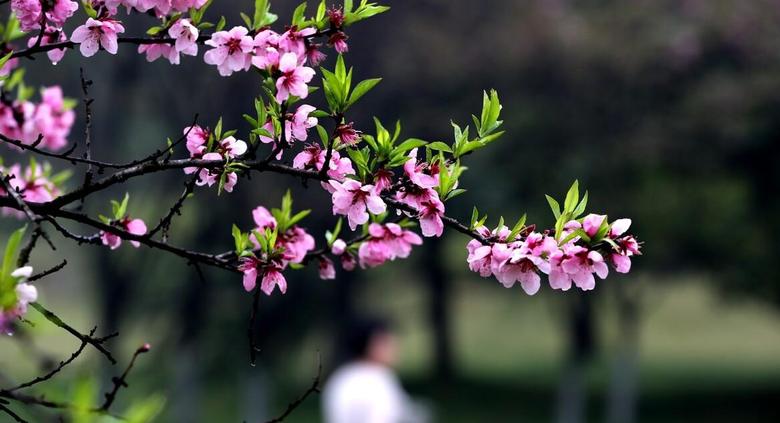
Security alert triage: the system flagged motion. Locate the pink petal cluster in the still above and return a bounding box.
[106,0,208,16]
[100,217,148,249]
[0,87,75,151]
[0,162,60,211]
[285,105,318,142]
[168,18,199,56]
[181,125,247,193]
[466,215,641,295]
[330,238,357,271]
[27,28,68,64]
[239,206,316,295]
[71,18,125,57]
[394,149,445,237]
[203,26,254,76]
[358,223,423,268]
[274,52,315,103]
[329,179,386,230]
[293,143,355,181]
[607,218,641,273]
[0,266,37,335]
[11,0,77,32]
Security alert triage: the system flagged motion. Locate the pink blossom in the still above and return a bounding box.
[252,205,276,230]
[100,217,147,250]
[607,218,640,273]
[27,28,68,64]
[275,52,315,103]
[358,223,423,268]
[278,26,316,57]
[609,218,632,238]
[10,0,41,32]
[0,163,60,205]
[582,214,606,238]
[70,18,125,57]
[327,7,345,28]
[260,268,287,295]
[47,0,78,29]
[335,123,361,146]
[138,43,180,64]
[250,29,281,69]
[292,144,354,181]
[328,31,349,54]
[31,86,76,151]
[285,105,317,142]
[184,125,209,157]
[331,238,347,255]
[559,246,608,291]
[329,179,386,230]
[318,257,336,279]
[279,226,315,263]
[418,198,445,237]
[239,257,288,295]
[372,169,393,193]
[203,27,254,76]
[404,148,439,189]
[306,44,326,66]
[218,136,247,159]
[194,152,237,190]
[10,0,77,31]
[341,252,357,271]
[168,18,199,56]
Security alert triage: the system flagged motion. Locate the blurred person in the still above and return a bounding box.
[323,318,430,423]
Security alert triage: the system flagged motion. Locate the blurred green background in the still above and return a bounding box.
[2,0,780,421]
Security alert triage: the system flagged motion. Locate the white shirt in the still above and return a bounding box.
[322,362,427,423]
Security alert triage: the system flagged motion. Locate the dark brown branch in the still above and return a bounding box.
[28,302,117,364]
[263,353,322,423]
[0,401,28,423]
[98,344,150,412]
[78,69,94,211]
[7,328,94,392]
[0,174,57,250]
[148,176,198,241]
[247,288,262,366]
[26,260,67,282]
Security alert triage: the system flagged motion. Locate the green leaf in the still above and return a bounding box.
[347,78,381,108]
[291,2,307,26]
[288,209,311,227]
[116,193,130,220]
[507,213,527,240]
[232,224,245,253]
[572,191,588,218]
[545,195,561,220]
[426,141,452,153]
[394,138,428,155]
[215,15,226,32]
[125,394,166,423]
[1,226,26,291]
[563,180,579,213]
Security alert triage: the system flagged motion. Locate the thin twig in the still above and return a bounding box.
[7,328,94,392]
[263,352,322,423]
[29,302,117,364]
[99,344,150,412]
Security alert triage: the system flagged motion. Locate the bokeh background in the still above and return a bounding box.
[2,0,780,421]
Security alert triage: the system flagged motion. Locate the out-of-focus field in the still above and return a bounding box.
[2,270,779,422]
[270,270,780,422]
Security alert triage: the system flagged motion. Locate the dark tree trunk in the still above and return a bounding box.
[607,284,640,423]
[555,294,595,423]
[423,237,454,381]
